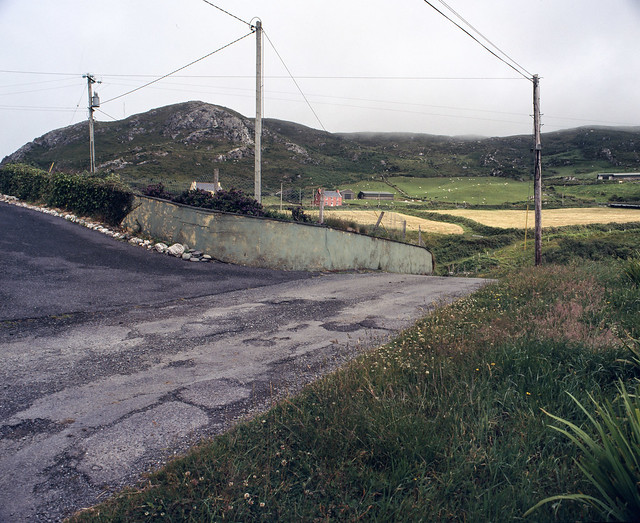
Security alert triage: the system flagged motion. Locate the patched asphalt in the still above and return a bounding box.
[0,201,489,521]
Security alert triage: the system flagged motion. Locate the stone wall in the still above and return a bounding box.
[122,196,434,274]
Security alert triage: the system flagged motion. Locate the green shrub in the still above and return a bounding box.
[173,188,265,216]
[0,163,133,225]
[142,182,173,200]
[289,206,312,223]
[0,163,50,201]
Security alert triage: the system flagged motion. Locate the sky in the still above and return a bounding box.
[1,0,640,159]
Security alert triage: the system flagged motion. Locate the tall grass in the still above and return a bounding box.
[526,382,640,521]
[70,262,640,522]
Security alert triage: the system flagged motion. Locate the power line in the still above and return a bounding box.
[69,85,87,125]
[102,74,522,80]
[0,81,79,97]
[200,0,252,28]
[101,31,254,105]
[95,108,118,121]
[0,69,525,81]
[421,0,532,81]
[0,70,77,76]
[0,105,76,112]
[263,30,328,133]
[435,0,533,78]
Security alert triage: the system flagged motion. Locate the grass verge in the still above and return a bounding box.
[70,259,640,522]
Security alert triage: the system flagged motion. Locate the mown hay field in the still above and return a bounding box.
[431,207,640,229]
[309,209,464,234]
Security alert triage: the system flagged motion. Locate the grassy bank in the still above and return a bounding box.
[71,250,640,521]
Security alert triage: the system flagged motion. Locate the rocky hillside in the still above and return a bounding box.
[4,101,640,195]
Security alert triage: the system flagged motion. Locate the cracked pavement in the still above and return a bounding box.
[0,201,489,521]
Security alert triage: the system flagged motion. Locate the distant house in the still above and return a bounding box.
[191,168,222,194]
[190,181,222,194]
[341,189,356,200]
[358,191,394,200]
[313,189,342,207]
[597,173,640,181]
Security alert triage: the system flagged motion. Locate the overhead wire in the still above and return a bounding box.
[263,29,328,133]
[421,0,532,81]
[95,108,118,121]
[435,0,533,78]
[69,85,87,124]
[101,31,254,105]
[1,69,524,81]
[199,0,252,28]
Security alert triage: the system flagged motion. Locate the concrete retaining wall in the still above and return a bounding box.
[122,196,434,274]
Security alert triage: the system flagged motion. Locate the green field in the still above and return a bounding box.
[557,180,640,204]
[335,176,640,208]
[338,177,532,206]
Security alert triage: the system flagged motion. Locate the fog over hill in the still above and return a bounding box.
[3,101,640,194]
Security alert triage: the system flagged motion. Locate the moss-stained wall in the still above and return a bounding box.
[123,196,434,274]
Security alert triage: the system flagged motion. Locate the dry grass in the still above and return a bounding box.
[308,209,464,234]
[431,207,640,229]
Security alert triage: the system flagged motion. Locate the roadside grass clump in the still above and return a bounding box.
[70,261,640,522]
[525,382,640,521]
[622,251,640,287]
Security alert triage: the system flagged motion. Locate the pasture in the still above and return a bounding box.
[431,207,640,229]
[340,177,532,205]
[308,209,464,235]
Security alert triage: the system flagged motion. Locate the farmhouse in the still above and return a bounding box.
[190,181,221,194]
[597,173,640,181]
[358,191,394,200]
[191,168,223,194]
[313,189,342,207]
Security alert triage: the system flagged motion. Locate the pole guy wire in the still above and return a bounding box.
[101,31,254,105]
[263,30,328,133]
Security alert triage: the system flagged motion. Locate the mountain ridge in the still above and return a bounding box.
[3,101,640,194]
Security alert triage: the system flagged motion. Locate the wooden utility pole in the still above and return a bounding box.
[83,73,99,173]
[254,20,263,203]
[533,74,542,266]
[318,188,325,224]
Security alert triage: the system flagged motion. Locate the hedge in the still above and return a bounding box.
[0,163,134,225]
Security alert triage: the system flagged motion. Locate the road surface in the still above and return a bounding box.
[0,201,489,521]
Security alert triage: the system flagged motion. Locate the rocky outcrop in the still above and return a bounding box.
[161,102,253,145]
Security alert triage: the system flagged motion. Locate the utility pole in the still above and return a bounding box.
[254,20,263,203]
[318,188,325,224]
[83,74,100,173]
[533,74,542,266]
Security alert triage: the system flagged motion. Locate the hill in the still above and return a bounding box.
[3,101,640,196]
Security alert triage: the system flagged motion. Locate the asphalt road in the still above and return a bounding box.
[0,201,312,322]
[0,201,489,522]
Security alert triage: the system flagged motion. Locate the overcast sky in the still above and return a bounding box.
[1,0,639,159]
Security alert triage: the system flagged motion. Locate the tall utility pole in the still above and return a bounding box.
[83,73,99,173]
[533,74,542,266]
[254,20,263,203]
